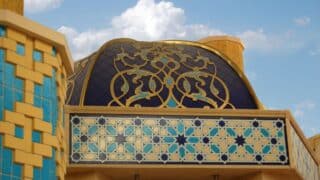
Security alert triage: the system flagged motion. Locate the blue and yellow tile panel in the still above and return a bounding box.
[34,69,59,135]
[70,115,289,165]
[0,25,67,179]
[0,48,24,179]
[0,135,23,180]
[33,148,57,180]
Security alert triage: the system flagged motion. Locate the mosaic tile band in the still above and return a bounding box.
[70,115,288,165]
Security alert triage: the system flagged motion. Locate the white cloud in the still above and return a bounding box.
[293,100,316,118]
[58,0,303,59]
[238,29,270,50]
[58,0,224,59]
[25,0,63,13]
[237,29,303,52]
[293,16,311,26]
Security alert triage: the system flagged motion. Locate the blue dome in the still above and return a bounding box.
[67,38,261,109]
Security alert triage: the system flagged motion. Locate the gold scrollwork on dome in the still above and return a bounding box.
[108,42,235,109]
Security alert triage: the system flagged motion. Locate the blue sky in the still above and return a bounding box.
[25,0,320,137]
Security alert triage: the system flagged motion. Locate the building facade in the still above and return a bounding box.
[0,1,319,180]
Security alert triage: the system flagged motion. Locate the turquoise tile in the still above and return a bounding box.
[142,126,152,136]
[32,130,41,143]
[185,144,195,153]
[168,144,177,153]
[125,126,134,136]
[107,143,116,152]
[125,144,135,153]
[88,143,98,152]
[228,145,237,154]
[167,97,177,107]
[163,137,175,143]
[88,126,98,135]
[4,64,14,86]
[179,147,185,158]
[15,126,24,138]
[12,163,22,177]
[185,127,194,136]
[14,78,23,90]
[34,84,42,96]
[33,50,43,62]
[209,128,218,136]
[43,77,51,98]
[143,144,152,153]
[262,145,271,154]
[167,127,176,136]
[260,128,270,137]
[33,167,41,180]
[244,145,254,154]
[42,100,51,122]
[187,137,199,143]
[0,72,3,85]
[243,128,252,137]
[226,128,236,137]
[14,91,23,102]
[73,143,80,150]
[0,59,4,74]
[211,144,220,153]
[34,96,42,107]
[42,158,50,180]
[177,122,184,134]
[0,97,3,120]
[0,25,5,37]
[278,145,285,152]
[1,175,11,180]
[0,49,4,61]
[2,148,12,174]
[106,126,116,136]
[4,87,14,110]
[73,127,80,135]
[16,43,25,56]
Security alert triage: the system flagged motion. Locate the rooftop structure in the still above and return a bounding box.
[0,1,319,180]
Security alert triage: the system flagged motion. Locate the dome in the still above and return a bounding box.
[67,38,261,109]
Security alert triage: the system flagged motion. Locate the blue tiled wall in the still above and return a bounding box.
[0,48,24,179]
[33,148,56,180]
[1,44,59,179]
[33,50,43,62]
[34,69,58,135]
[16,44,25,56]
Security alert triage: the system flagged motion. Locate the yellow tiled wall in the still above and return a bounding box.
[0,25,67,179]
